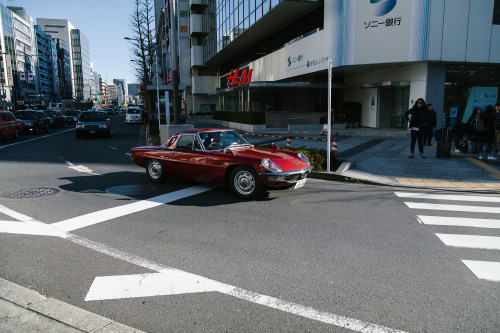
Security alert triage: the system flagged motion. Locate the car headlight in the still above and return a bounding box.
[99,124,108,128]
[262,158,282,172]
[297,152,310,165]
[77,124,85,128]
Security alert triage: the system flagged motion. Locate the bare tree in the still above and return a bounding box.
[128,0,155,117]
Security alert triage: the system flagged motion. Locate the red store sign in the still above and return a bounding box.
[226,68,253,88]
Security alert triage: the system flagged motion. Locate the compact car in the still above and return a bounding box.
[126,107,143,124]
[64,110,81,124]
[0,111,23,140]
[76,111,110,138]
[127,129,313,199]
[44,110,65,128]
[14,110,51,134]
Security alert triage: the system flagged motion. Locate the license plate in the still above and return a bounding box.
[90,130,95,133]
[294,178,307,189]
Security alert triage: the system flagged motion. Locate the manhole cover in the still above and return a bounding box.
[1,188,60,199]
[105,185,151,196]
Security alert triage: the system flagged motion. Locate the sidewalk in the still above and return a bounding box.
[187,118,500,193]
[0,278,144,333]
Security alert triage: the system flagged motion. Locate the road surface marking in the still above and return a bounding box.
[0,204,36,222]
[51,185,214,231]
[64,160,101,176]
[435,234,500,250]
[462,260,500,282]
[0,193,407,332]
[417,215,500,229]
[396,192,500,203]
[0,128,75,150]
[405,202,500,214]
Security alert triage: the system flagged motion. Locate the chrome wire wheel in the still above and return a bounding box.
[147,159,166,182]
[229,166,263,199]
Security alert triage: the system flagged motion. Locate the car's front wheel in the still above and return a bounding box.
[229,166,263,200]
[146,159,166,182]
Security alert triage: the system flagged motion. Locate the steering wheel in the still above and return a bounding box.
[207,142,219,149]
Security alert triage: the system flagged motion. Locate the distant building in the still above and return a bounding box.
[37,18,92,102]
[34,25,59,103]
[113,79,127,97]
[54,38,72,101]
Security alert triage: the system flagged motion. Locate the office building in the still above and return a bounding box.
[187,0,500,128]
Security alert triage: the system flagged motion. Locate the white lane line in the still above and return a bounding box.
[51,185,214,231]
[418,216,500,229]
[395,191,500,203]
[75,232,406,333]
[0,128,75,150]
[0,204,36,222]
[405,202,500,214]
[0,200,407,332]
[462,260,500,282]
[65,160,101,176]
[106,146,118,150]
[435,234,500,250]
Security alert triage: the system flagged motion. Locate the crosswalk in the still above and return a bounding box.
[395,191,500,282]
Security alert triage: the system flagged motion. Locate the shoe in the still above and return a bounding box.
[409,154,414,158]
[420,154,426,159]
[455,149,461,153]
[488,155,497,160]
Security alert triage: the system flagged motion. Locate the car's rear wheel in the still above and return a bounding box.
[229,166,263,200]
[146,159,166,182]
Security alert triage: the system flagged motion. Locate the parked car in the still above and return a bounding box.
[14,110,51,134]
[44,110,65,128]
[0,110,23,140]
[76,111,110,138]
[64,110,81,124]
[126,129,313,199]
[126,107,143,124]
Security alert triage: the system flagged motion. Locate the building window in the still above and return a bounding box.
[494,0,500,25]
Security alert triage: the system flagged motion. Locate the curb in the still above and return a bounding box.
[0,278,145,333]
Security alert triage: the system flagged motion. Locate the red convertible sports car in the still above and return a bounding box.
[127,128,314,199]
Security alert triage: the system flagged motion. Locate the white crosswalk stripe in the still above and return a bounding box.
[397,191,500,282]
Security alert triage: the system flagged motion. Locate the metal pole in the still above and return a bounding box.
[155,58,160,130]
[327,60,333,172]
[169,0,180,124]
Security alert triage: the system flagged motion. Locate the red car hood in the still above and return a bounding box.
[223,147,310,171]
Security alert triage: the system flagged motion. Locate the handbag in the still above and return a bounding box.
[476,122,486,132]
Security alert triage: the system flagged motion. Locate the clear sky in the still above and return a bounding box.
[13,0,138,85]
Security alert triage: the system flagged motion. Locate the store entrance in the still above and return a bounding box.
[380,87,410,128]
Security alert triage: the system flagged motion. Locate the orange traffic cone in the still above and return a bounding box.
[332,138,338,155]
[286,135,292,147]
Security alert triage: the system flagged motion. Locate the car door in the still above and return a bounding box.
[165,134,207,180]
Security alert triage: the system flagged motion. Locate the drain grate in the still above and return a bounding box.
[1,188,60,199]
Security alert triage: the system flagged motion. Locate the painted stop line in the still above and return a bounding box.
[0,187,407,333]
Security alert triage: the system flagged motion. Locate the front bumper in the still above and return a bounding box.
[126,117,142,123]
[260,165,314,183]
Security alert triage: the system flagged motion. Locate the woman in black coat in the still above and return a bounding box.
[404,98,430,158]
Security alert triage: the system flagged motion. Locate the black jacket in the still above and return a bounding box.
[405,105,430,130]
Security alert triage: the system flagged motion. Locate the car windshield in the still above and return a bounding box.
[79,112,106,122]
[127,109,141,114]
[15,111,37,119]
[198,130,252,151]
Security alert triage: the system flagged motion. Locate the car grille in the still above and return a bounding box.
[84,124,100,129]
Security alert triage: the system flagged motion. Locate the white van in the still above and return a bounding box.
[126,107,143,124]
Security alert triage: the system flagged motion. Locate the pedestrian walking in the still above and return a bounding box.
[404,98,431,158]
[493,102,500,157]
[425,103,437,146]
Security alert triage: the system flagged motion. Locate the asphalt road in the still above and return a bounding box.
[0,116,499,332]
